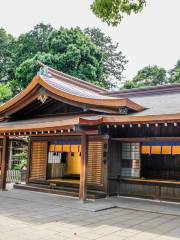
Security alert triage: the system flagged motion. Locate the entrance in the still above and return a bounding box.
[47,141,81,185]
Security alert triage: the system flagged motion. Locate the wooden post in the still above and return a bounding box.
[8,141,13,170]
[79,133,88,202]
[26,139,31,184]
[1,136,9,190]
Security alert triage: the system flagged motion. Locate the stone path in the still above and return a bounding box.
[1,189,180,240]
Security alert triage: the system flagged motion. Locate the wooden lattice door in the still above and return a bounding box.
[30,142,48,181]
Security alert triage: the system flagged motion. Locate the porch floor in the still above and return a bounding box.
[48,178,80,185]
[14,183,106,199]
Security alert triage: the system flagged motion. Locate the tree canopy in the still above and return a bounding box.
[123,65,167,89]
[84,27,127,88]
[0,28,14,83]
[169,60,180,84]
[14,27,105,90]
[0,23,179,103]
[0,24,128,99]
[91,0,146,26]
[0,83,12,103]
[13,23,53,67]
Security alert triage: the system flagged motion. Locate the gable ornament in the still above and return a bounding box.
[37,89,48,104]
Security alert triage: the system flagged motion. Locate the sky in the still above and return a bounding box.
[0,0,180,80]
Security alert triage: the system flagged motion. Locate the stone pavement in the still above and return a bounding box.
[1,189,180,240]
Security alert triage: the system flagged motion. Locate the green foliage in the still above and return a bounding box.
[13,159,27,171]
[123,65,167,89]
[48,27,104,83]
[12,152,27,170]
[0,24,128,93]
[13,23,54,66]
[14,55,42,91]
[169,60,180,83]
[84,27,127,88]
[0,28,14,83]
[0,83,12,103]
[14,27,106,90]
[91,0,146,26]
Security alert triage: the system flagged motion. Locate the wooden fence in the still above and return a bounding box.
[6,170,21,183]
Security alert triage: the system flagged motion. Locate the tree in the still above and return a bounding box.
[123,65,167,89]
[91,0,146,26]
[14,28,106,90]
[169,60,180,83]
[0,28,14,83]
[1,24,127,93]
[0,83,12,103]
[84,27,127,88]
[12,23,54,67]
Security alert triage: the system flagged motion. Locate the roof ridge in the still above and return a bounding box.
[37,61,107,94]
[105,83,180,97]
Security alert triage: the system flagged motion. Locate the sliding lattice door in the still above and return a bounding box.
[87,141,104,188]
[30,142,47,181]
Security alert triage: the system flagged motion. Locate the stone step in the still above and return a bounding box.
[14,183,106,199]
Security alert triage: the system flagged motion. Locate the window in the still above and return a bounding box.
[121,143,140,178]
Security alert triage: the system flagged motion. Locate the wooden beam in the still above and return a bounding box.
[1,136,9,190]
[79,133,88,202]
[111,137,180,142]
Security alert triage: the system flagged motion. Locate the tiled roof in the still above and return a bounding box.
[0,64,144,117]
[105,84,180,116]
[43,75,117,100]
[130,92,180,116]
[38,61,107,93]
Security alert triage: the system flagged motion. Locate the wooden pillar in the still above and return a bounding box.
[79,133,88,202]
[8,141,13,170]
[26,139,31,184]
[1,136,9,190]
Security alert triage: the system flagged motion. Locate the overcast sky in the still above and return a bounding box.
[0,0,179,80]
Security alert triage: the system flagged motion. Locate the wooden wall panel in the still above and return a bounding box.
[87,141,104,187]
[108,140,121,195]
[102,124,180,138]
[30,142,47,181]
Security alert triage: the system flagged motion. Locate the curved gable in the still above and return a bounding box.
[0,67,144,119]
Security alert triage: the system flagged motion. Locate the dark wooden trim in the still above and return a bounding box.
[111,137,180,142]
[47,92,116,114]
[30,135,81,142]
[1,136,9,190]
[0,130,99,137]
[79,133,88,201]
[26,139,31,184]
[30,132,99,142]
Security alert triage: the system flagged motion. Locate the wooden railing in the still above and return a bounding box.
[6,170,21,183]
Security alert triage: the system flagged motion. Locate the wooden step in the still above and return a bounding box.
[14,183,106,199]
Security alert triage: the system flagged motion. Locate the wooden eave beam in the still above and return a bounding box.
[0,127,99,137]
[1,87,41,117]
[47,91,120,114]
[101,114,180,125]
[0,124,75,134]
